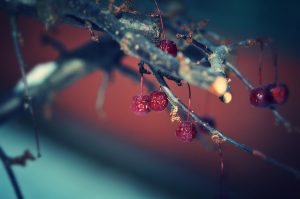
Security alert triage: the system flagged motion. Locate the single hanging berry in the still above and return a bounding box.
[158,40,178,57]
[249,86,273,107]
[131,75,151,115]
[267,83,289,105]
[266,52,289,105]
[153,0,178,57]
[149,90,168,111]
[175,82,197,142]
[176,121,197,142]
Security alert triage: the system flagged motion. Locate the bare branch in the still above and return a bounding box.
[10,15,41,158]
[149,64,300,178]
[0,147,31,199]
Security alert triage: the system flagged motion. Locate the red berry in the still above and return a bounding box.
[149,91,168,111]
[250,87,273,107]
[158,39,178,57]
[198,116,216,134]
[131,95,151,115]
[176,121,197,143]
[267,83,289,105]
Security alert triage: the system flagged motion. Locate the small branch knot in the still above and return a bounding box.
[211,132,225,144]
[10,150,35,167]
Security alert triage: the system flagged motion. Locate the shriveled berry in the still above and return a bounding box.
[198,116,216,134]
[131,95,151,115]
[158,39,178,57]
[176,121,197,143]
[250,87,273,107]
[149,91,168,111]
[267,83,289,105]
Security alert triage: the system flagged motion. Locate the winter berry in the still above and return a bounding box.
[175,82,197,142]
[198,116,216,134]
[267,83,289,105]
[250,87,273,107]
[176,121,197,143]
[153,0,178,57]
[131,95,151,115]
[158,39,178,57]
[149,90,168,111]
[132,73,151,115]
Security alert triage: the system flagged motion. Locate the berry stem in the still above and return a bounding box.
[258,66,262,85]
[187,82,191,121]
[203,92,210,116]
[140,75,144,96]
[218,143,224,198]
[153,0,166,40]
[273,50,279,84]
[258,43,264,85]
[11,16,41,158]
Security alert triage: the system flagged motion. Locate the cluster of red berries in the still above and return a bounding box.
[250,83,288,108]
[250,83,289,107]
[249,45,289,108]
[131,78,199,143]
[131,0,218,144]
[131,90,169,115]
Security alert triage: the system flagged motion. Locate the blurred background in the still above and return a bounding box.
[1,0,300,198]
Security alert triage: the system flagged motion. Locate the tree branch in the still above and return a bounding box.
[0,0,227,96]
[0,147,34,199]
[149,64,300,178]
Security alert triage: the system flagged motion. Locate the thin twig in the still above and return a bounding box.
[96,72,110,114]
[10,15,41,158]
[149,65,300,178]
[0,147,24,199]
[217,143,224,199]
[225,61,254,90]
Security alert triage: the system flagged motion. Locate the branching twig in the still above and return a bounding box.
[0,147,35,199]
[0,0,299,190]
[10,15,41,158]
[0,0,226,95]
[177,32,297,133]
[225,61,299,132]
[149,65,300,178]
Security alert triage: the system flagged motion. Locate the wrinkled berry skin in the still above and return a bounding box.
[131,95,151,115]
[176,121,197,143]
[198,117,216,134]
[149,91,168,111]
[267,83,289,105]
[250,87,273,107]
[158,39,178,57]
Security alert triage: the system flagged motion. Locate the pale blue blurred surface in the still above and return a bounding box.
[0,122,172,199]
